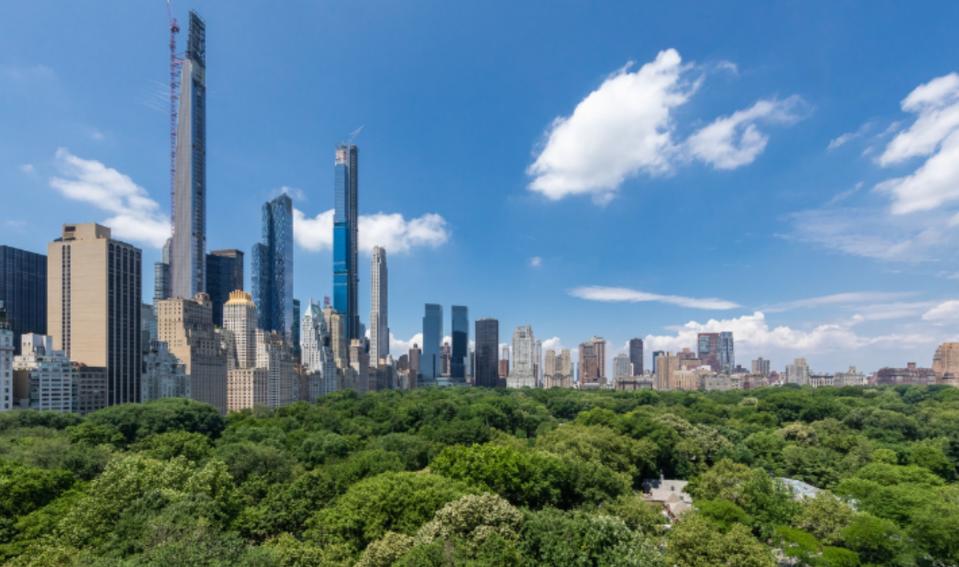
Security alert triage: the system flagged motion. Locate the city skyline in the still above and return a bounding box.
[4,2,959,373]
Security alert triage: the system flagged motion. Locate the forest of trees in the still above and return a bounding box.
[1,385,959,566]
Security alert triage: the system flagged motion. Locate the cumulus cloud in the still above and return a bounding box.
[541,336,564,352]
[686,96,805,170]
[570,285,739,310]
[49,148,170,248]
[390,332,423,354]
[529,256,543,268]
[923,300,959,322]
[877,130,959,214]
[293,208,450,254]
[527,49,804,203]
[272,186,307,202]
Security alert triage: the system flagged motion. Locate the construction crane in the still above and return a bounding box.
[166,0,181,236]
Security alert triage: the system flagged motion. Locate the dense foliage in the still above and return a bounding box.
[2,385,959,566]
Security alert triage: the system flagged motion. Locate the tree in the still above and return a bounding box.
[521,508,663,567]
[665,514,774,567]
[794,491,854,544]
[840,513,911,566]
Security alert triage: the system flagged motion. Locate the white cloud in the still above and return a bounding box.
[570,285,739,310]
[272,186,306,202]
[878,73,959,166]
[18,164,34,174]
[293,208,450,254]
[89,129,105,142]
[827,121,875,151]
[877,130,959,214]
[765,291,916,312]
[541,336,564,352]
[686,96,805,170]
[529,256,543,268]
[390,332,423,354]
[49,148,169,248]
[848,301,936,323]
[527,49,694,203]
[923,300,959,322]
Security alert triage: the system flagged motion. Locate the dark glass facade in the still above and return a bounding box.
[451,305,468,381]
[0,246,46,355]
[333,144,359,340]
[251,194,293,340]
[474,318,499,388]
[205,249,243,327]
[421,303,442,382]
[628,337,644,375]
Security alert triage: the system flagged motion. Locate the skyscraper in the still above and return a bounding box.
[223,291,257,369]
[171,11,207,300]
[718,331,735,373]
[697,332,721,372]
[451,305,468,381]
[628,338,644,375]
[578,337,606,388]
[251,194,294,341]
[292,298,301,362]
[300,299,337,398]
[421,304,443,383]
[205,249,243,327]
[48,224,142,406]
[651,350,665,374]
[0,245,46,355]
[499,345,510,379]
[157,293,227,413]
[508,325,536,388]
[751,357,770,377]
[154,239,171,303]
[370,246,388,366]
[474,318,499,388]
[0,303,13,411]
[333,144,360,340]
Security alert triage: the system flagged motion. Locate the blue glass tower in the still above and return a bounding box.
[251,193,294,341]
[451,305,468,381]
[0,245,46,355]
[333,145,360,340]
[422,303,443,383]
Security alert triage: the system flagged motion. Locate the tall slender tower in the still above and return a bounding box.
[451,306,468,381]
[251,194,293,341]
[369,246,388,366]
[421,304,442,383]
[474,318,499,388]
[171,11,206,300]
[333,145,360,340]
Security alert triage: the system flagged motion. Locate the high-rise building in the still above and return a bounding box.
[697,333,720,372]
[333,144,360,340]
[370,247,388,366]
[0,245,46,355]
[651,350,665,375]
[933,342,959,382]
[408,343,421,385]
[157,293,227,413]
[718,331,735,373]
[785,358,810,385]
[223,291,257,369]
[205,249,243,327]
[557,349,573,387]
[153,239,171,302]
[440,341,452,377]
[171,11,207,300]
[251,194,294,341]
[534,339,542,387]
[323,303,348,370]
[13,333,74,412]
[451,305,468,381]
[654,352,679,390]
[348,338,370,393]
[301,299,337,398]
[73,364,107,414]
[141,341,189,402]
[422,304,443,382]
[578,337,607,388]
[0,303,12,411]
[613,353,632,381]
[292,298,301,362]
[48,224,142,406]
[255,330,296,407]
[508,325,536,388]
[499,345,510,379]
[227,367,269,411]
[751,357,771,377]
[628,338,643,376]
[474,318,499,388]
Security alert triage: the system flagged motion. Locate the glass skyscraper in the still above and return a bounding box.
[719,331,735,373]
[333,144,360,340]
[171,11,207,300]
[251,194,294,341]
[421,303,443,382]
[474,318,499,388]
[0,246,46,355]
[451,305,468,381]
[628,338,644,375]
[205,249,243,327]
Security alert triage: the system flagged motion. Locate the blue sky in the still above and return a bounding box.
[3,1,959,373]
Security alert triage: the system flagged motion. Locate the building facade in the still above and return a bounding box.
[370,246,388,366]
[697,333,720,372]
[578,337,607,388]
[301,299,337,398]
[451,305,468,381]
[333,144,360,341]
[153,239,171,302]
[933,342,959,381]
[171,11,207,300]
[0,245,46,355]
[0,304,11,410]
[421,303,443,383]
[474,318,499,388]
[751,357,771,377]
[718,331,735,373]
[47,224,142,406]
[205,249,243,327]
[508,325,536,388]
[13,333,73,412]
[628,338,643,376]
[251,194,294,341]
[141,341,189,402]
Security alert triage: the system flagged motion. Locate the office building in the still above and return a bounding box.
[718,331,734,373]
[141,341,189,402]
[333,144,360,340]
[697,333,720,372]
[205,249,243,327]
[227,367,269,411]
[499,345,510,379]
[12,333,73,412]
[171,11,207,300]
[408,343,421,385]
[0,245,46,355]
[73,364,107,414]
[933,342,959,381]
[48,224,142,406]
[751,357,771,377]
[578,337,607,388]
[301,299,337,398]
[292,298,301,362]
[451,305,468,381]
[255,329,296,407]
[223,291,257,369]
[613,352,632,382]
[628,338,643,376]
[156,293,227,413]
[154,239,171,302]
[0,304,11,410]
[370,247,388,366]
[474,318,499,388]
[785,358,810,386]
[251,193,294,341]
[422,304,442,382]
[534,339,542,387]
[508,325,536,388]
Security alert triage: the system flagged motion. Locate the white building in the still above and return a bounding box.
[223,291,257,369]
[0,304,13,411]
[508,325,536,388]
[835,366,866,386]
[369,247,389,367]
[13,334,74,412]
[613,353,633,382]
[785,358,810,385]
[301,299,337,398]
[256,330,296,408]
[141,341,189,402]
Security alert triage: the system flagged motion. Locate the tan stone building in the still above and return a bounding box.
[933,342,959,384]
[47,224,141,406]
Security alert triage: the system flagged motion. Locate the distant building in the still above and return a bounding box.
[0,303,12,411]
[876,362,935,386]
[718,332,735,373]
[933,342,959,382]
[578,337,606,388]
[785,358,810,386]
[227,368,269,412]
[544,349,574,388]
[48,224,141,406]
[613,352,632,382]
[154,239,171,302]
[141,341,189,402]
[408,343,421,386]
[499,345,510,379]
[157,293,227,413]
[651,350,665,375]
[0,245,46,355]
[301,299,337,399]
[205,249,243,327]
[11,334,72,412]
[252,193,294,342]
[73,364,107,414]
[333,144,360,341]
[509,325,536,388]
[751,357,771,377]
[474,318,499,388]
[642,478,693,520]
[655,352,679,390]
[628,338,644,375]
[697,333,720,372]
[451,306,468,381]
[256,329,296,406]
[348,338,370,393]
[834,366,866,387]
[369,247,389,367]
[422,304,443,383]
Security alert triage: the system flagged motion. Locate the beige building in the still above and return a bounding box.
[156,293,227,413]
[578,337,607,388]
[655,352,680,390]
[47,224,142,406]
[256,329,296,406]
[223,291,257,369]
[933,343,959,383]
[227,367,268,411]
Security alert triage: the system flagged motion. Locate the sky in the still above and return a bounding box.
[3,1,959,374]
